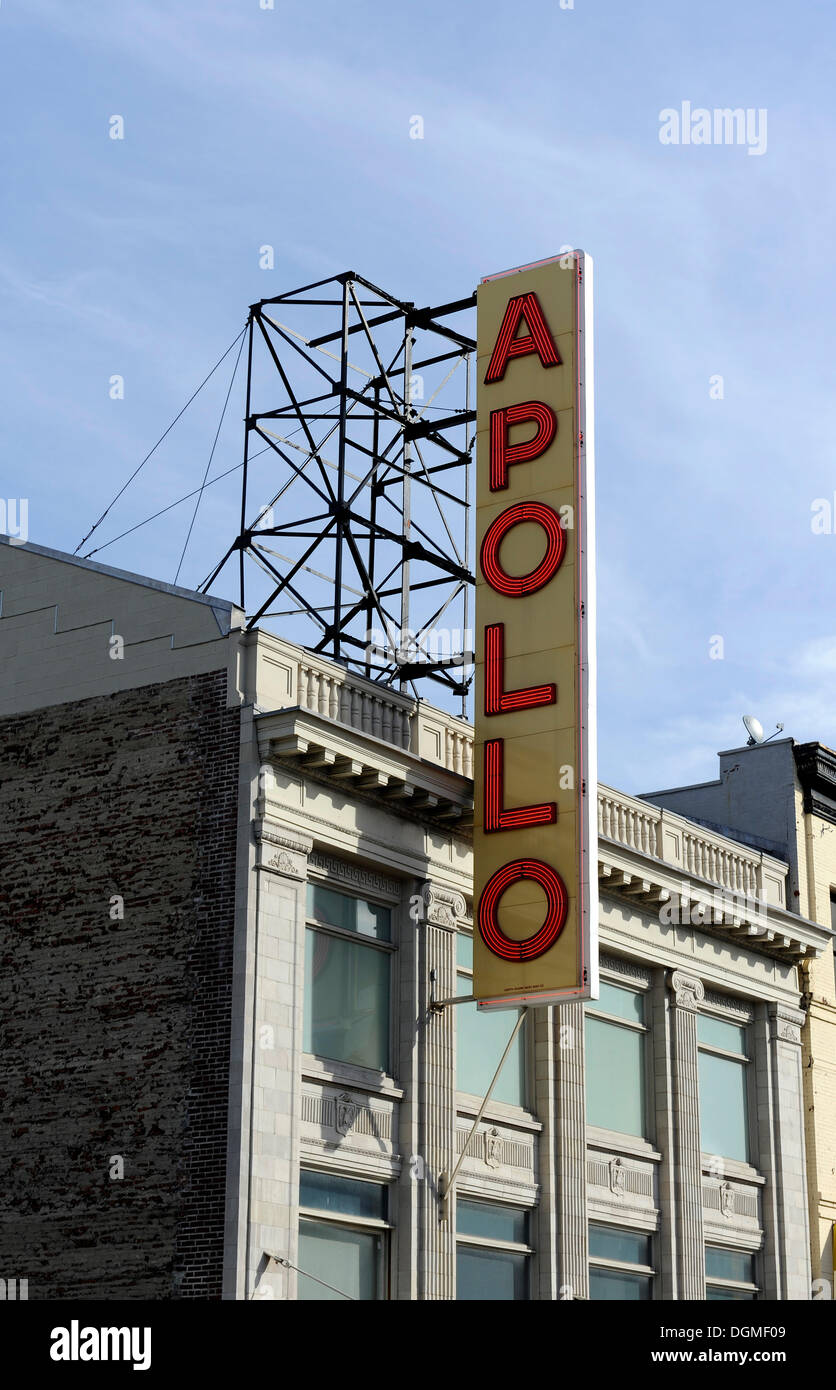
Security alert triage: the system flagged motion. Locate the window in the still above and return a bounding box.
[297,1170,389,1301]
[304,882,393,1071]
[585,981,648,1137]
[698,1013,750,1163]
[705,1246,758,1300]
[456,932,526,1106]
[456,1199,531,1300]
[588,1223,654,1300]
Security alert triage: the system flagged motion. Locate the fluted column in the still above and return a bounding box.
[555,1000,588,1299]
[757,1003,810,1300]
[668,970,706,1298]
[416,882,461,1299]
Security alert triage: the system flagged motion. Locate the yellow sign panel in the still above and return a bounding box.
[473,253,597,1008]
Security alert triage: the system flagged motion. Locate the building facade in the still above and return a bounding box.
[645,740,836,1298]
[1,538,830,1300]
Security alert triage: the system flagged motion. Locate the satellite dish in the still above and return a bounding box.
[742,715,764,746]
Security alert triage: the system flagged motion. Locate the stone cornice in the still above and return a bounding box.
[794,741,836,825]
[256,707,473,832]
[599,841,832,963]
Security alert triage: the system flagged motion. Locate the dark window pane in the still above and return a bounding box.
[299,1170,386,1220]
[706,1287,757,1300]
[457,1247,528,1300]
[698,1014,747,1055]
[589,1224,651,1266]
[705,1247,754,1284]
[298,1219,381,1300]
[457,1199,528,1245]
[306,883,390,941]
[585,1015,646,1136]
[304,928,390,1070]
[589,1268,652,1300]
[586,982,644,1024]
[456,975,525,1105]
[698,1052,749,1161]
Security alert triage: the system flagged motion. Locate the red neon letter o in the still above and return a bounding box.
[480,502,565,596]
[477,859,568,962]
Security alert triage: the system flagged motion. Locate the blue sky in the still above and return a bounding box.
[3,0,836,793]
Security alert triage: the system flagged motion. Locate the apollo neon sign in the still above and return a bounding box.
[472,254,598,1008]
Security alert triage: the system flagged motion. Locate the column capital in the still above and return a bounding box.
[255,821,313,879]
[421,881,467,932]
[766,1001,805,1046]
[668,970,704,1012]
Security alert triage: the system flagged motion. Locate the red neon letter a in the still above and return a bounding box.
[484,292,561,383]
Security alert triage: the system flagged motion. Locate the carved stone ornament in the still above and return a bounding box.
[609,1156,627,1196]
[669,970,705,1011]
[335,1092,359,1137]
[720,1182,736,1219]
[422,882,467,930]
[484,1127,501,1169]
[268,850,295,875]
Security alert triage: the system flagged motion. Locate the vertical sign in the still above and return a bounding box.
[473,252,597,1009]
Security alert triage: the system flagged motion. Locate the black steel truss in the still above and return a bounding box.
[200,272,476,708]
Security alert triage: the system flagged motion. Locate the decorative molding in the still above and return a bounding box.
[587,1157,654,1201]
[669,970,705,1011]
[455,1125,534,1172]
[599,953,651,987]
[766,1001,805,1047]
[308,850,401,901]
[702,1182,759,1222]
[702,989,753,1022]
[769,1015,803,1046]
[335,1092,359,1137]
[484,1127,501,1169]
[422,881,466,930]
[457,1176,539,1198]
[301,1089,394,1143]
[256,823,313,855]
[299,1137,401,1170]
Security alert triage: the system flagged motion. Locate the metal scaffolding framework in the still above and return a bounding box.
[200,272,477,711]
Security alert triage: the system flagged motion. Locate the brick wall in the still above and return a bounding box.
[0,670,240,1299]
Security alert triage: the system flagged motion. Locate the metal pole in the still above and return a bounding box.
[366,383,380,679]
[439,1010,526,1219]
[239,313,255,611]
[462,349,472,719]
[334,278,351,661]
[399,323,413,687]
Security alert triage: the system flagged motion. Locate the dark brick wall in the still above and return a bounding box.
[0,670,240,1299]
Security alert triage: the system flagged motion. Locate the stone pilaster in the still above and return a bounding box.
[651,970,677,1299]
[555,1001,588,1299]
[416,882,461,1299]
[246,822,312,1300]
[533,1005,559,1299]
[668,970,705,1299]
[757,1002,811,1300]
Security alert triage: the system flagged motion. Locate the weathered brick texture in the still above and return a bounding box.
[0,671,239,1299]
